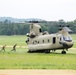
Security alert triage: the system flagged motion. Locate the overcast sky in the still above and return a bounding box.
[0,0,76,21]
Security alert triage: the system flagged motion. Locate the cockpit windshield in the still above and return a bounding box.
[60,35,72,42]
[63,36,72,41]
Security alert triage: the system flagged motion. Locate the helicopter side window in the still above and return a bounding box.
[60,37,61,41]
[38,41,39,43]
[39,28,42,32]
[33,40,38,44]
[48,39,50,43]
[43,40,44,43]
[33,42,34,44]
[53,37,56,44]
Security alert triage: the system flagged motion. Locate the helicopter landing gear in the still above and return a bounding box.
[61,50,66,54]
[44,50,50,53]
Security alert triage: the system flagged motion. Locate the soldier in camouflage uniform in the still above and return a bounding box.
[0,45,6,52]
[11,44,17,52]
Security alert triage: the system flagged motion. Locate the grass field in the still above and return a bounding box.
[0,34,76,69]
[71,34,76,48]
[0,35,27,46]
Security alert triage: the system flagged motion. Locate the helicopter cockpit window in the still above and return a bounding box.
[63,36,72,41]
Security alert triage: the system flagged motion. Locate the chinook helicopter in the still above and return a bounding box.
[26,21,74,54]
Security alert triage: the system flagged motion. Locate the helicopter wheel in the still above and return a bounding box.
[61,50,66,54]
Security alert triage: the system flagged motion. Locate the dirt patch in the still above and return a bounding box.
[0,70,76,75]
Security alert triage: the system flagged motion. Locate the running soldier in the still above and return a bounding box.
[0,45,6,52]
[11,44,17,52]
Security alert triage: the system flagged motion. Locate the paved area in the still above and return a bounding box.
[0,70,76,75]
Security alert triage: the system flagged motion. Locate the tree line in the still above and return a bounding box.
[0,19,76,35]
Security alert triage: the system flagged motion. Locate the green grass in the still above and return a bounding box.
[71,34,76,48]
[0,49,76,69]
[0,35,76,69]
[0,35,27,46]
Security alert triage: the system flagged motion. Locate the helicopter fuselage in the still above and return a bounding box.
[26,33,73,53]
[26,23,74,54]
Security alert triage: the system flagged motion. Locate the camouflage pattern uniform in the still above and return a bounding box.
[11,44,17,52]
[0,45,6,52]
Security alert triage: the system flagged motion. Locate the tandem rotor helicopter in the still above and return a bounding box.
[26,21,74,54]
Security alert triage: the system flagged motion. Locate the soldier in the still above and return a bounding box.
[0,45,6,52]
[11,44,17,52]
